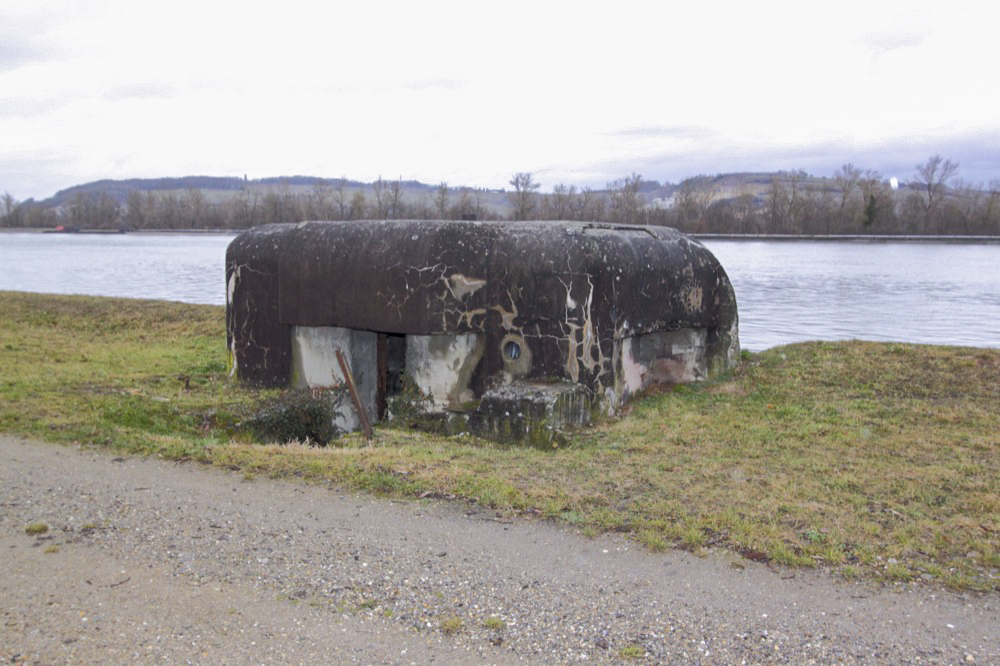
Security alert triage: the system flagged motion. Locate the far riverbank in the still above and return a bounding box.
[4,226,1000,243]
[691,232,1000,244]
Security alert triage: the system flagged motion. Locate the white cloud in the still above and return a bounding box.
[1,0,998,199]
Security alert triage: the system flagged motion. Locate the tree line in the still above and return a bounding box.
[2,156,997,235]
[663,156,999,236]
[0,179,500,231]
[509,156,998,236]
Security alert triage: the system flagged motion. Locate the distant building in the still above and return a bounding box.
[647,196,677,210]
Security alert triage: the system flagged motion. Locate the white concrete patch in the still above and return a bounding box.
[226,269,238,307]
[621,339,646,396]
[446,273,487,299]
[329,389,360,435]
[620,328,709,398]
[290,326,377,434]
[407,334,484,409]
[227,338,238,379]
[291,326,353,389]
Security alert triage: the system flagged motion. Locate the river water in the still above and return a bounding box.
[1,231,997,351]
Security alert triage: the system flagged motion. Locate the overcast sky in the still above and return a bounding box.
[2,0,998,201]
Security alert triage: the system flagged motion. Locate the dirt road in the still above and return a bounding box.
[1,436,996,664]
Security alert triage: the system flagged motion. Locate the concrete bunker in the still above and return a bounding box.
[226,220,739,444]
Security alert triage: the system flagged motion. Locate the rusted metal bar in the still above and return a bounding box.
[335,348,373,440]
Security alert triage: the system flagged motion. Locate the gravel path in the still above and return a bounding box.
[1,436,996,664]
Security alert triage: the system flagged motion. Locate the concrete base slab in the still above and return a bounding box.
[469,382,592,448]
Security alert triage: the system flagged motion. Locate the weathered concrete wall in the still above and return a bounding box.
[226,220,741,440]
[469,382,593,448]
[405,334,484,409]
[225,224,291,386]
[229,221,738,391]
[622,328,708,393]
[290,326,377,433]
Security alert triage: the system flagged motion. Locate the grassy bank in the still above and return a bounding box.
[1,291,997,591]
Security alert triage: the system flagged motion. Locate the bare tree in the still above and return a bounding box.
[732,182,760,234]
[471,188,488,220]
[608,173,643,225]
[372,177,390,218]
[800,183,834,235]
[454,187,476,220]
[184,188,208,228]
[334,178,349,220]
[577,186,606,222]
[675,176,718,231]
[262,182,301,225]
[68,192,92,228]
[1,191,18,227]
[946,180,981,235]
[434,182,450,219]
[143,192,158,227]
[365,177,406,219]
[986,180,1000,235]
[858,170,894,232]
[765,171,809,233]
[69,191,121,229]
[508,172,540,221]
[542,183,577,220]
[946,179,1000,235]
[349,191,366,220]
[159,192,183,229]
[387,179,404,219]
[913,154,959,224]
[227,187,265,229]
[123,189,145,229]
[832,163,862,230]
[306,179,334,220]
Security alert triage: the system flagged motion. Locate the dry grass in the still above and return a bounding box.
[1,291,997,591]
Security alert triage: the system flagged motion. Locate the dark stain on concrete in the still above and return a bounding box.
[226,220,739,420]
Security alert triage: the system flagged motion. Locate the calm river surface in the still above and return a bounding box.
[1,232,997,351]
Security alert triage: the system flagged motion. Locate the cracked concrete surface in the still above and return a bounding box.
[226,221,740,417]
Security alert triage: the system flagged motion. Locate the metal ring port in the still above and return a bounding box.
[499,333,532,377]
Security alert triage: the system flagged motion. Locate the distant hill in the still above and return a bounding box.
[45,176,373,207]
[36,171,907,210]
[6,168,993,237]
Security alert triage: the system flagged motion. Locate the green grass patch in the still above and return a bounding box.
[439,615,463,635]
[482,617,506,630]
[1,292,997,592]
[24,522,49,536]
[619,644,646,659]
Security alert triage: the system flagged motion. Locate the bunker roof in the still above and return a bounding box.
[227,219,736,338]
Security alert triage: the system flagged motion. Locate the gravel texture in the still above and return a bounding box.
[1,435,996,664]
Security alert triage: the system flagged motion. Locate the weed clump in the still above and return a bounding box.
[619,644,646,659]
[24,523,49,535]
[440,615,464,634]
[240,390,337,446]
[384,378,434,428]
[482,617,506,630]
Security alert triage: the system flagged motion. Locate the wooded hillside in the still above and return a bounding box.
[2,156,997,236]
